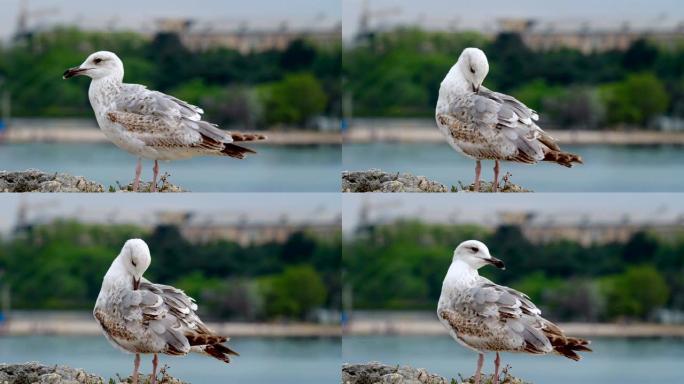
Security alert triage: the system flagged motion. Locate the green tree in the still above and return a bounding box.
[259,265,327,320]
[600,265,670,320]
[599,73,669,125]
[259,73,327,126]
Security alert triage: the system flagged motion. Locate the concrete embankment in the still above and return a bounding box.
[346,317,684,338]
[344,119,684,145]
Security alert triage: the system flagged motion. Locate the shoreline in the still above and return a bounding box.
[345,319,684,338]
[343,120,684,145]
[1,318,341,338]
[2,127,341,145]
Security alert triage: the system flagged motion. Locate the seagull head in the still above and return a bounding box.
[457,47,489,93]
[118,238,151,289]
[63,51,123,81]
[453,240,505,270]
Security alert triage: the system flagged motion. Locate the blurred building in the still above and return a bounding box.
[156,18,341,53]
[158,211,340,245]
[498,18,684,53]
[499,211,684,246]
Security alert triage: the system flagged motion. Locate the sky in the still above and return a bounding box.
[0,193,340,233]
[342,193,684,235]
[0,0,341,39]
[343,0,684,40]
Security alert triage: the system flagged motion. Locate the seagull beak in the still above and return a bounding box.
[133,278,140,290]
[487,256,505,270]
[472,83,480,93]
[62,66,88,79]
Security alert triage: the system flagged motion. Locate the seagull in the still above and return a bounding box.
[63,51,266,192]
[437,240,591,384]
[94,239,238,384]
[435,48,582,192]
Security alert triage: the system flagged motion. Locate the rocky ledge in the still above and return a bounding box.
[0,170,185,193]
[0,362,187,384]
[341,362,527,384]
[341,170,531,193]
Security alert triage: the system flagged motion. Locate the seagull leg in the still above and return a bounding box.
[474,160,482,192]
[492,160,500,192]
[474,352,484,384]
[132,353,140,384]
[151,160,159,193]
[133,157,142,192]
[151,353,158,384]
[493,351,501,384]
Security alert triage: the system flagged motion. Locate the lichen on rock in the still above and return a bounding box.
[342,362,528,384]
[342,169,448,193]
[0,169,104,192]
[0,362,187,384]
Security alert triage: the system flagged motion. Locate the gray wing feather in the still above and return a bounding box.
[469,279,551,352]
[114,84,232,146]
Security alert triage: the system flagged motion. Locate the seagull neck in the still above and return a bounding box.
[89,76,123,109]
[102,257,132,289]
[440,63,470,94]
[443,259,478,288]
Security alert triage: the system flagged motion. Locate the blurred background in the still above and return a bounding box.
[342,0,684,191]
[0,194,341,383]
[0,0,341,191]
[342,193,684,383]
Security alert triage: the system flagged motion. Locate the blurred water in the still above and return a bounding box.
[0,143,341,192]
[343,335,684,384]
[0,335,340,384]
[343,143,684,191]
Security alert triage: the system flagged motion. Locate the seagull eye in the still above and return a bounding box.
[470,67,476,74]
[469,246,479,253]
[131,260,137,267]
[94,58,103,64]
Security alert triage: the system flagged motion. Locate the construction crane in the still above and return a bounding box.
[357,0,401,41]
[14,0,60,41]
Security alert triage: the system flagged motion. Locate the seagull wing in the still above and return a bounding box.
[467,278,554,354]
[109,84,233,150]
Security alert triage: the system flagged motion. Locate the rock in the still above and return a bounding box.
[341,362,528,384]
[0,170,186,193]
[115,173,186,193]
[0,169,104,192]
[342,170,448,192]
[341,170,531,193]
[0,362,188,384]
[0,362,103,384]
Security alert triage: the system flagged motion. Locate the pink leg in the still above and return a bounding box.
[474,160,482,192]
[474,352,484,384]
[133,158,142,192]
[151,160,159,192]
[494,352,501,384]
[132,353,140,384]
[151,353,158,384]
[493,160,500,192]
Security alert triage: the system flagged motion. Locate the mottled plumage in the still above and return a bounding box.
[64,50,266,191]
[94,239,237,384]
[437,240,590,384]
[435,48,581,191]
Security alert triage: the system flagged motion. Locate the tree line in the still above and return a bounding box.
[0,220,340,321]
[344,221,684,322]
[344,28,684,129]
[0,27,340,129]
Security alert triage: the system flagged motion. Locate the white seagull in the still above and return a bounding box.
[437,240,591,384]
[63,51,266,192]
[94,239,238,384]
[435,48,582,192]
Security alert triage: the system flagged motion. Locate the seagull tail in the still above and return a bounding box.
[553,336,592,361]
[230,132,267,142]
[221,143,257,159]
[543,149,583,168]
[189,334,240,363]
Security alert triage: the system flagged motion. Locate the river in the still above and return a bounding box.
[343,335,684,383]
[1,335,339,383]
[343,143,684,191]
[0,143,341,192]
